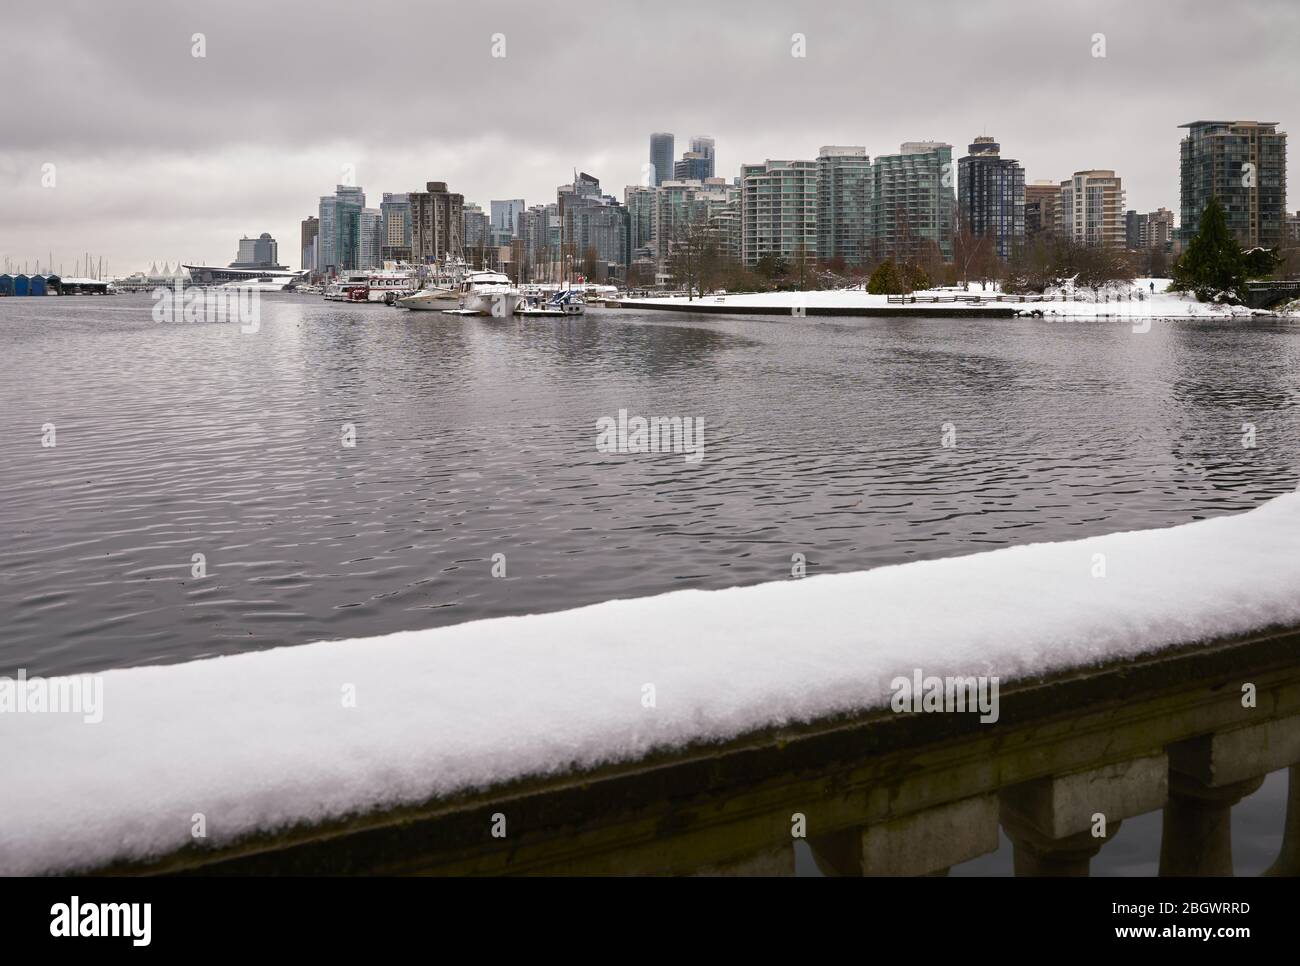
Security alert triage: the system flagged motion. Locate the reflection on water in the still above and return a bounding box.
[3,294,1300,677]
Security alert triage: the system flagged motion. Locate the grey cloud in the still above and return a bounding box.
[1,0,1296,272]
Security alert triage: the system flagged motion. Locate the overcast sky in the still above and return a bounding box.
[2,0,1296,275]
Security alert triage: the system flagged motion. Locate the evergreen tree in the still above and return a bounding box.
[1172,197,1245,302]
[867,258,906,295]
[1242,246,1280,279]
[903,261,930,292]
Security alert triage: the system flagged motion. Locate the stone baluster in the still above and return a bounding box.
[1160,718,1300,876]
[808,794,998,876]
[1159,771,1263,876]
[1000,754,1167,876]
[1265,765,1300,876]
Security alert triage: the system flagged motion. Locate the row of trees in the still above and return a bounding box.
[644,200,1297,302]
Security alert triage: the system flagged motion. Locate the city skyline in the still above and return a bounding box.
[2,0,1298,272]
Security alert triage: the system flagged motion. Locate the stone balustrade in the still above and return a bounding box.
[101,626,1300,876]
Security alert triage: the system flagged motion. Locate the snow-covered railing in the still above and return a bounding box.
[5,496,1300,875]
[885,292,1096,304]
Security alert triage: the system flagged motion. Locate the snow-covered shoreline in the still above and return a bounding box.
[5,494,1300,874]
[617,278,1288,320]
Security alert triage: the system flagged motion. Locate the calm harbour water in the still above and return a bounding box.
[2,292,1296,874]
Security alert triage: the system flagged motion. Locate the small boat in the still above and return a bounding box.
[516,289,586,317]
[324,272,370,301]
[516,300,568,318]
[456,270,521,317]
[396,287,458,311]
[550,290,586,316]
[363,269,418,304]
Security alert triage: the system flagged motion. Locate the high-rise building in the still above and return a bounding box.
[300,216,318,273]
[740,159,818,268]
[1024,181,1061,237]
[463,203,491,253]
[871,142,957,261]
[1125,207,1175,250]
[318,185,365,275]
[674,153,712,182]
[816,146,872,267]
[232,232,280,268]
[1125,210,1142,250]
[1288,210,1300,242]
[624,185,657,255]
[558,172,629,278]
[558,171,602,212]
[490,199,525,239]
[653,177,732,270]
[380,193,411,262]
[712,193,742,263]
[957,136,1025,259]
[517,204,559,281]
[689,136,716,179]
[1179,120,1287,248]
[650,132,675,187]
[409,181,463,265]
[358,209,384,270]
[517,203,563,280]
[1057,170,1126,248]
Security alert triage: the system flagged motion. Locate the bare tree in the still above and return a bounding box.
[953,228,998,289]
[667,214,722,299]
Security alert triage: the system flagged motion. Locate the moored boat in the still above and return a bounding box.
[396,286,458,311]
[516,289,585,316]
[455,270,520,317]
[323,272,370,301]
[364,269,418,304]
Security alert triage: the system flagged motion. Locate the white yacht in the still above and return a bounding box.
[396,286,458,311]
[323,272,370,301]
[456,270,520,317]
[396,258,472,311]
[364,269,418,304]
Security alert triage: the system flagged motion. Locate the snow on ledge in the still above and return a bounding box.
[617,279,1272,319]
[5,495,1300,874]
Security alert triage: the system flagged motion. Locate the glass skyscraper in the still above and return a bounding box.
[318,185,365,275]
[817,146,872,266]
[740,159,818,268]
[870,142,957,261]
[1179,120,1287,248]
[650,132,675,187]
[957,136,1025,259]
[689,136,716,179]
